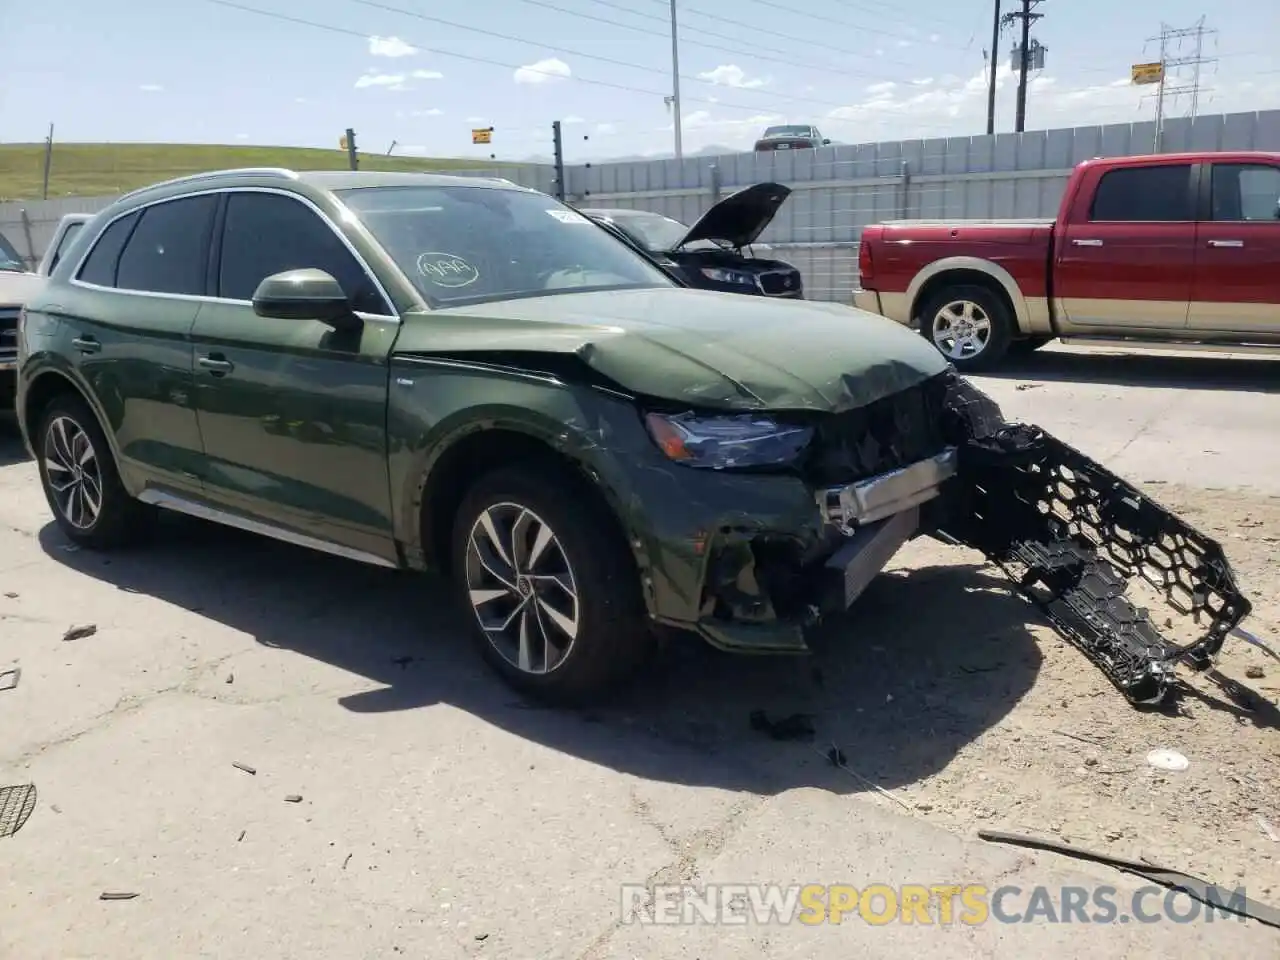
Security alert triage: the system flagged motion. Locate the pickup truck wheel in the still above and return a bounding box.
[451,463,653,705]
[35,393,150,549]
[919,285,1013,372]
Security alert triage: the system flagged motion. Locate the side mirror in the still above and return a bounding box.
[252,269,360,329]
[822,138,831,145]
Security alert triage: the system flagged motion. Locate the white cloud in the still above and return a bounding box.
[368,36,416,58]
[355,72,407,91]
[929,33,941,43]
[696,64,770,89]
[514,57,571,85]
[466,116,490,124]
[412,107,444,117]
[563,115,586,124]
[234,133,249,140]
[896,39,911,48]
[595,122,617,135]
[821,64,1280,143]
[139,84,163,92]
[411,69,443,80]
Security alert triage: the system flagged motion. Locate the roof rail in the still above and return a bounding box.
[117,167,298,202]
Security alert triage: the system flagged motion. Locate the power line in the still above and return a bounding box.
[1002,0,1046,133]
[347,0,910,114]
[519,0,940,82]
[694,0,973,50]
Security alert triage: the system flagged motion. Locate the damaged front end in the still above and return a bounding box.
[688,371,1253,708]
[933,375,1253,706]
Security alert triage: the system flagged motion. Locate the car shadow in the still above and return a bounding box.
[984,348,1280,393]
[38,514,1048,797]
[0,415,31,466]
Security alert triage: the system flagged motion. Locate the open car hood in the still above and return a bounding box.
[675,182,791,250]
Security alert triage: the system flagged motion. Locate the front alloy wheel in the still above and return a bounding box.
[43,415,104,531]
[465,502,580,675]
[451,463,653,704]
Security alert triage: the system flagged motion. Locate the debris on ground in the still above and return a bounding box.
[232,762,257,776]
[391,656,415,669]
[98,892,139,901]
[1145,748,1189,772]
[1258,817,1280,843]
[813,746,913,811]
[237,830,246,842]
[977,828,1280,929]
[0,667,19,692]
[0,784,37,838]
[284,794,303,803]
[748,710,815,741]
[61,624,97,642]
[342,853,352,870]
[225,673,234,684]
[3,591,17,599]
[1245,665,1265,679]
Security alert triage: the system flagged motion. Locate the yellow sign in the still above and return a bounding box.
[472,127,492,144]
[1131,62,1165,85]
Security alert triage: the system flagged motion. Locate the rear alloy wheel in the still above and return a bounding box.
[452,463,653,704]
[36,393,149,548]
[919,284,1013,372]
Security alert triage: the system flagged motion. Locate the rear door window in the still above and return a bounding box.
[1210,163,1280,221]
[76,211,140,287]
[115,195,218,295]
[1089,164,1195,222]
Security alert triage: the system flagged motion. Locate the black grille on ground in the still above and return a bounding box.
[801,371,951,486]
[758,271,801,296]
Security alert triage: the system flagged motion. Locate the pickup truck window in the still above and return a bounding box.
[1089,164,1194,222]
[47,221,85,274]
[1210,163,1280,221]
[0,231,23,272]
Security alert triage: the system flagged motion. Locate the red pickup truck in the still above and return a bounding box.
[852,151,1280,371]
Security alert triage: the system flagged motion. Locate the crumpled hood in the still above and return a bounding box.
[395,287,949,413]
[0,270,46,306]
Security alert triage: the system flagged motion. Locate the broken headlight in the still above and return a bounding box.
[644,412,813,470]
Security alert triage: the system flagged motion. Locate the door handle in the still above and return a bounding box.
[1207,239,1244,248]
[197,355,235,376]
[70,336,101,354]
[1071,239,1104,247]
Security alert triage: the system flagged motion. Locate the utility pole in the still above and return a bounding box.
[551,120,566,201]
[342,127,359,170]
[1143,18,1218,152]
[667,0,683,160]
[41,123,54,200]
[1002,0,1044,133]
[986,0,1001,136]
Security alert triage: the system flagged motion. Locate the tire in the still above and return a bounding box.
[35,392,151,549]
[917,284,1014,373]
[450,461,653,705]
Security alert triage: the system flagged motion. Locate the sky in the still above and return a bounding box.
[2,0,1279,161]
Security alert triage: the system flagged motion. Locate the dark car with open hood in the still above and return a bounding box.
[15,167,1255,707]
[581,183,803,298]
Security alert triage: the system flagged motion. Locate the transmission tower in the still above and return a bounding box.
[1143,17,1218,151]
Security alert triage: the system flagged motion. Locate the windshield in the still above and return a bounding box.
[338,185,675,307]
[0,231,25,272]
[762,125,814,138]
[603,213,721,253]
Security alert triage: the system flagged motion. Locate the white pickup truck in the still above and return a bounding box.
[1,213,93,407]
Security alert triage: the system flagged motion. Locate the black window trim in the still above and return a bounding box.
[68,186,400,322]
[1087,162,1201,224]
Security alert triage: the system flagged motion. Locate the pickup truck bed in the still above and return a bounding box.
[854,151,1280,370]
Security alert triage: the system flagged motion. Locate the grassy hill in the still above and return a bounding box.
[0,142,509,202]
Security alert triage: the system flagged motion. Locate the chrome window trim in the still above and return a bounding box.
[67,185,402,322]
